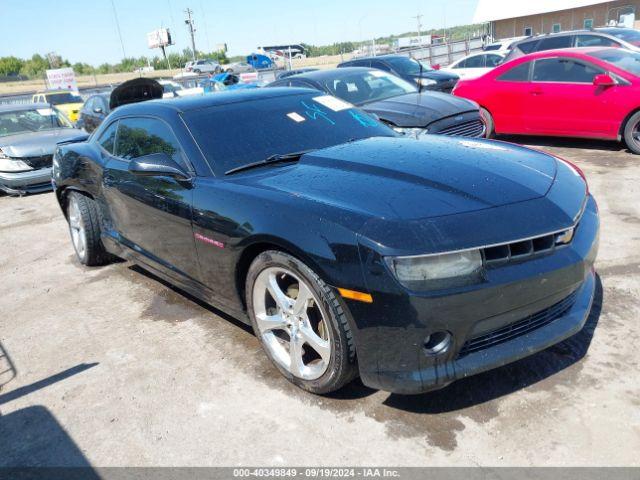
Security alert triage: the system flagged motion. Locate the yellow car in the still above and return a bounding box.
[32,91,84,123]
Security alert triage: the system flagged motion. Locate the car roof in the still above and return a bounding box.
[348,54,406,62]
[0,102,54,112]
[515,29,620,45]
[283,67,375,81]
[112,87,316,116]
[511,46,623,60]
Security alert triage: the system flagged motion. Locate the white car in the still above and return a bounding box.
[443,52,506,80]
[185,59,222,74]
[158,80,203,98]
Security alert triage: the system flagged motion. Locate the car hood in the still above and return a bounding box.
[363,92,478,127]
[247,136,557,223]
[0,128,88,157]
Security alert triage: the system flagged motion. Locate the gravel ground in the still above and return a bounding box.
[0,136,638,467]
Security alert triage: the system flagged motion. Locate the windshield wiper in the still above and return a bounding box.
[225,149,316,175]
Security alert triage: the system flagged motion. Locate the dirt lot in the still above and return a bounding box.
[0,136,639,467]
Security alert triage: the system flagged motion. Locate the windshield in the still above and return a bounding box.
[385,56,433,75]
[321,70,417,105]
[44,92,83,105]
[0,107,72,137]
[183,92,395,175]
[588,48,640,76]
[600,28,640,43]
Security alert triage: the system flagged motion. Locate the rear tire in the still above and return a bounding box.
[246,250,358,394]
[623,111,640,154]
[480,107,495,139]
[66,192,111,266]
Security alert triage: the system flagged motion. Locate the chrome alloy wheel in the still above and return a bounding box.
[252,267,331,380]
[68,196,86,259]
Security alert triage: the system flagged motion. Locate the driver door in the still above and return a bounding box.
[525,57,621,137]
[101,116,201,284]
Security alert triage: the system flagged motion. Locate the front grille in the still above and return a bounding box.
[458,290,579,358]
[438,119,485,138]
[483,228,575,267]
[21,155,53,170]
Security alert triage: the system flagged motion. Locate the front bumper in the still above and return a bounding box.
[0,168,53,195]
[372,270,595,394]
[349,195,599,394]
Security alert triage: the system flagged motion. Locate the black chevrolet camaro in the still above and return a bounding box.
[53,88,599,394]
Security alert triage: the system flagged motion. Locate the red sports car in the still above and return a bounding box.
[453,47,640,153]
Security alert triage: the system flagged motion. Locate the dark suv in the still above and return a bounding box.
[338,55,459,93]
[503,29,640,63]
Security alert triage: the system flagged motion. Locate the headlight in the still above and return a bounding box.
[417,78,437,87]
[393,126,428,137]
[385,250,483,290]
[0,155,33,173]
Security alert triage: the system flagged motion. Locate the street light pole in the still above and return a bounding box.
[185,8,197,61]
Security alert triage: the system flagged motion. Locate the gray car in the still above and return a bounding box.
[0,104,88,195]
[268,67,486,138]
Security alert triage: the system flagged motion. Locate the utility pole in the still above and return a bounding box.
[184,8,197,61]
[412,13,424,48]
[110,0,127,59]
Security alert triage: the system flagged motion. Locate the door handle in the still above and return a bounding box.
[530,88,544,96]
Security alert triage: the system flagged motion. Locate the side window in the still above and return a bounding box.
[538,35,573,51]
[486,55,503,67]
[453,58,467,69]
[518,40,539,54]
[115,117,189,171]
[465,55,485,68]
[371,60,391,72]
[532,58,603,83]
[353,59,372,68]
[98,121,118,154]
[576,35,620,47]
[84,98,95,111]
[498,61,532,82]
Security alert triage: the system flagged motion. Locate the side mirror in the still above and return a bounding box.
[128,152,191,181]
[593,73,616,87]
[93,107,103,114]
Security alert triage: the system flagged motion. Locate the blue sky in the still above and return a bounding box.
[0,0,479,65]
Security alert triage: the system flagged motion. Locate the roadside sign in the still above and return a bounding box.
[46,68,77,91]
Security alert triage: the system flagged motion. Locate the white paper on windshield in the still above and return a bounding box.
[36,108,55,116]
[369,70,386,78]
[312,95,352,112]
[287,112,306,123]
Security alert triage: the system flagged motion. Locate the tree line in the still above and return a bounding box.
[0,24,483,79]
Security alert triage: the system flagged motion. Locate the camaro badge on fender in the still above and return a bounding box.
[195,233,225,249]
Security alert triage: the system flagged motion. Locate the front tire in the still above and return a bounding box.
[66,192,110,266]
[246,250,357,394]
[623,111,640,154]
